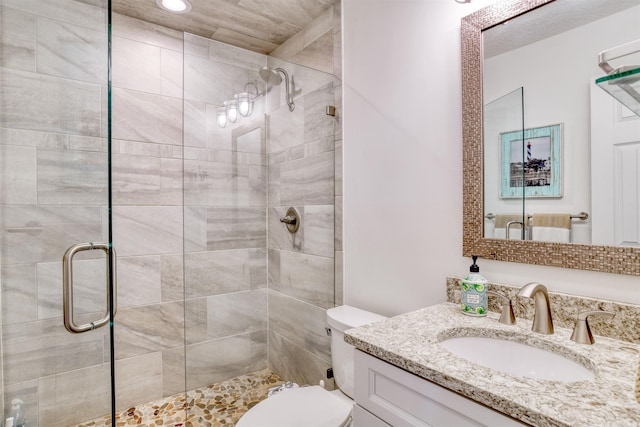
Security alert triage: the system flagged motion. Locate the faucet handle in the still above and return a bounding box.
[570,310,615,345]
[487,290,516,325]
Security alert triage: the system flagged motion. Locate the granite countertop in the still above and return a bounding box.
[344,302,640,427]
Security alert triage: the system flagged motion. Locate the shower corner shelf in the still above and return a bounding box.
[596,65,640,116]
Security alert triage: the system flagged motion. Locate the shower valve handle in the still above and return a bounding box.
[280,215,296,225]
[279,207,300,233]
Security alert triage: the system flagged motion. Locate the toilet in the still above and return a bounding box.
[236,305,386,427]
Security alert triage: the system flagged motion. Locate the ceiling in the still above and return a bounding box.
[111,0,336,55]
[483,0,640,58]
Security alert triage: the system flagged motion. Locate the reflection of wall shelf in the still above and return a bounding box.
[596,66,640,116]
[597,40,640,117]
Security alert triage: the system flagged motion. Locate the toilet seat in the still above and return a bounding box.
[236,385,353,427]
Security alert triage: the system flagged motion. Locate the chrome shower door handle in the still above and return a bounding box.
[62,242,117,334]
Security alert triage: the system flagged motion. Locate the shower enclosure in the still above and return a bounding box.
[1,1,340,425]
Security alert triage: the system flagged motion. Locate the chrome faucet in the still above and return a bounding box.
[517,282,554,334]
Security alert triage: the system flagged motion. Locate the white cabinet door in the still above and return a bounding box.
[353,404,391,427]
[354,350,529,427]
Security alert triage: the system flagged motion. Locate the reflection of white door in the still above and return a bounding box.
[591,82,640,246]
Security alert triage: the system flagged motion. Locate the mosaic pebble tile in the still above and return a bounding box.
[73,369,283,427]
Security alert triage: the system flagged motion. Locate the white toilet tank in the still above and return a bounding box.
[326,305,386,399]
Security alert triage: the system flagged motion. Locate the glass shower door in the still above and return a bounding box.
[0,1,115,426]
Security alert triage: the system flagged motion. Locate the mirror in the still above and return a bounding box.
[462,0,640,275]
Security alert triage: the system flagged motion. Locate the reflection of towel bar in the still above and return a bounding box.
[485,212,588,220]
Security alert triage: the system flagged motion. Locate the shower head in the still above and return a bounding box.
[259,66,282,85]
[259,66,295,112]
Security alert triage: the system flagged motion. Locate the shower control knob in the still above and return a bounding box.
[280,207,300,233]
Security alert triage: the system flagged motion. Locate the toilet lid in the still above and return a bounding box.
[236,386,352,427]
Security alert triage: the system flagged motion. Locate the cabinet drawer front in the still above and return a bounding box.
[354,350,527,427]
[353,404,391,427]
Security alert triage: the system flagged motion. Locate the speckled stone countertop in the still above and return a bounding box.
[345,303,640,427]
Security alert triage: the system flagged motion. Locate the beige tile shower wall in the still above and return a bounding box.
[182,34,270,390]
[109,14,188,413]
[0,1,113,425]
[266,62,338,386]
[265,1,342,387]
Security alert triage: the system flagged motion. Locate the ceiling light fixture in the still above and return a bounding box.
[156,0,192,13]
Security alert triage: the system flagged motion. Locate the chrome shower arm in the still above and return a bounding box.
[275,67,295,112]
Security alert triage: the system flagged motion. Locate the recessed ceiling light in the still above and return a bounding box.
[156,0,192,13]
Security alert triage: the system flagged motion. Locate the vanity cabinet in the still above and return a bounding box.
[353,350,529,427]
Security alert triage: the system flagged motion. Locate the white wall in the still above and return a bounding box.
[342,0,640,318]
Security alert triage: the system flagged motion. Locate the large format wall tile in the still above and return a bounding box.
[117,256,162,308]
[1,206,103,264]
[206,207,267,250]
[1,6,37,41]
[37,258,107,320]
[1,264,37,324]
[184,206,208,253]
[37,18,107,83]
[2,0,107,31]
[161,253,184,302]
[280,151,334,206]
[114,352,164,411]
[38,352,163,427]
[304,82,335,143]
[112,206,183,256]
[268,251,334,309]
[268,290,331,360]
[37,148,108,205]
[268,330,332,388]
[0,127,68,150]
[184,330,267,390]
[161,346,186,397]
[112,88,182,145]
[113,301,184,360]
[184,249,266,298]
[302,204,334,257]
[161,48,183,98]
[112,153,161,205]
[2,319,106,385]
[268,207,304,252]
[206,36,266,71]
[112,36,162,94]
[0,35,36,72]
[0,68,102,136]
[266,103,304,154]
[185,289,267,344]
[184,54,251,105]
[112,13,183,52]
[0,145,36,204]
[268,205,333,257]
[38,361,111,427]
[3,380,38,427]
[183,160,266,206]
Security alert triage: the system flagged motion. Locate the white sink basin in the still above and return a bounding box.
[440,336,595,382]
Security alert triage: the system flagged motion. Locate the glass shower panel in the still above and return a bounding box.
[182,32,338,411]
[0,1,114,426]
[483,87,526,240]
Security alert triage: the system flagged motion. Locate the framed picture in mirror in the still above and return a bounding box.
[500,123,562,198]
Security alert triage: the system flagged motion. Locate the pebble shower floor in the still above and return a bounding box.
[73,369,283,427]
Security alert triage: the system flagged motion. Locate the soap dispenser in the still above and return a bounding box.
[461,256,487,316]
